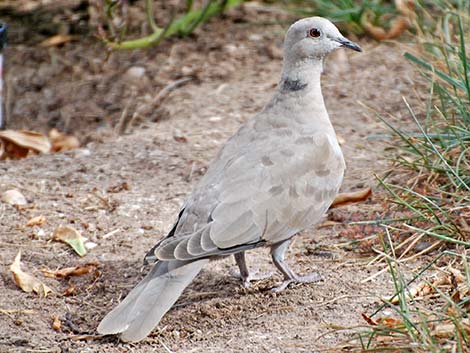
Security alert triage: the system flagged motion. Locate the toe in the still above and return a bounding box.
[297,272,322,283]
[271,279,293,292]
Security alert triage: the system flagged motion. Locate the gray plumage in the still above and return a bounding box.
[98,16,361,342]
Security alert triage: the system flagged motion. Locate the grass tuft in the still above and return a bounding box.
[349,1,470,351]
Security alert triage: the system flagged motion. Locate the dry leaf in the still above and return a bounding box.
[0,138,29,159]
[41,262,99,279]
[395,0,416,18]
[52,315,62,331]
[361,14,387,41]
[0,130,51,160]
[376,317,403,328]
[385,16,411,40]
[447,267,469,303]
[0,129,79,158]
[361,313,377,326]
[384,280,432,304]
[10,251,53,297]
[26,215,46,227]
[384,267,462,305]
[448,266,466,283]
[63,283,77,296]
[432,318,470,338]
[330,187,372,208]
[1,189,27,206]
[48,129,80,152]
[53,226,87,257]
[40,34,74,47]
[361,9,412,41]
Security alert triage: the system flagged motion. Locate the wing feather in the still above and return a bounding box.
[200,227,217,252]
[186,230,206,256]
[174,238,191,260]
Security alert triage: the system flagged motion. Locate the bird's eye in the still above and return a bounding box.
[309,28,321,38]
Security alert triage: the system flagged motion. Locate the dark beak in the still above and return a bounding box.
[334,37,362,52]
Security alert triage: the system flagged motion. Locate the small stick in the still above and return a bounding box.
[102,228,120,239]
[152,77,193,108]
[157,338,175,353]
[115,89,136,135]
[129,77,193,129]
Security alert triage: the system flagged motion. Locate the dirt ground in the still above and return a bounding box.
[0,5,425,353]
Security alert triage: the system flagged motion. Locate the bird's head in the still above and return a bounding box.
[284,17,361,62]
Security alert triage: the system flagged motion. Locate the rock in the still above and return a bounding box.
[1,189,27,205]
[125,66,146,80]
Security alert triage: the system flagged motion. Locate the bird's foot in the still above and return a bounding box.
[243,271,274,288]
[271,272,321,292]
[231,269,274,288]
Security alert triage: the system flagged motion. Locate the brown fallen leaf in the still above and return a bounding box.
[26,215,46,227]
[361,8,412,41]
[52,315,62,331]
[52,226,87,257]
[361,12,387,40]
[384,265,468,305]
[384,280,432,304]
[63,282,78,296]
[0,130,51,160]
[448,266,466,283]
[41,262,99,279]
[48,129,80,152]
[384,16,411,40]
[10,251,53,297]
[376,317,403,328]
[0,138,28,159]
[330,187,372,208]
[40,34,74,47]
[1,189,27,206]
[361,313,377,326]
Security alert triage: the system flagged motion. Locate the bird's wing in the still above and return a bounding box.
[153,130,344,261]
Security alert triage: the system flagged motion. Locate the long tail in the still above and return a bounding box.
[97,258,208,342]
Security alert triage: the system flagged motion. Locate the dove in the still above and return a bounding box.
[98,16,361,342]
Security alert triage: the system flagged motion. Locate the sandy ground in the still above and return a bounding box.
[0,6,424,353]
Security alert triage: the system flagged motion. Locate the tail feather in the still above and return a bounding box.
[97,259,208,342]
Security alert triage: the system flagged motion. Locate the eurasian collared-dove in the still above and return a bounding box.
[98,16,361,342]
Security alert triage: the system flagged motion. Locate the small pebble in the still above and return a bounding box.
[125,66,146,80]
[1,189,27,205]
[85,241,98,250]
